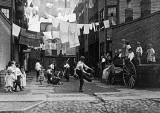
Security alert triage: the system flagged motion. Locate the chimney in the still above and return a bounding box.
[125,0,133,23]
[140,0,151,17]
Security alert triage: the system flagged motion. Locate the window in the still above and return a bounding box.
[108,7,116,25]
[1,8,9,18]
[100,8,104,21]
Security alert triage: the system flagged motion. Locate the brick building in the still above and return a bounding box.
[112,11,160,63]
[74,0,160,66]
[0,0,28,69]
[0,11,11,70]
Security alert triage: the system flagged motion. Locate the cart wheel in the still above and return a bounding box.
[123,61,137,88]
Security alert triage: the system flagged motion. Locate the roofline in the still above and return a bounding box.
[0,10,11,25]
[112,10,160,29]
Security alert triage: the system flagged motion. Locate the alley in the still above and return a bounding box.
[1,71,160,113]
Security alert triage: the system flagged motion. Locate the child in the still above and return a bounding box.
[128,48,135,62]
[39,69,45,85]
[20,66,26,89]
[5,69,16,93]
[64,61,70,82]
[147,44,156,63]
[51,71,62,85]
[46,66,52,85]
[15,63,23,92]
[125,41,131,58]
[136,42,143,64]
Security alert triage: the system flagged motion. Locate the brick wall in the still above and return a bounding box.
[0,12,11,70]
[112,11,160,63]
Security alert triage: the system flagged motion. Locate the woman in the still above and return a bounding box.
[76,56,94,92]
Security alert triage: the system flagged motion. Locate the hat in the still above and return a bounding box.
[80,56,85,61]
[118,49,122,52]
[7,69,12,73]
[137,42,140,45]
[122,39,125,41]
[148,44,152,47]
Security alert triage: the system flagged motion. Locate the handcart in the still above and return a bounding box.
[109,59,137,89]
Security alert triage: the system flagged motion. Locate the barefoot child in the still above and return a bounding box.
[5,69,16,92]
[39,69,45,85]
[20,66,26,89]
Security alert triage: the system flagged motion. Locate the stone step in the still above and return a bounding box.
[46,93,98,101]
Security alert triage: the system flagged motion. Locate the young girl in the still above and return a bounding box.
[20,66,26,89]
[147,44,156,63]
[39,68,45,85]
[5,69,16,92]
[15,63,23,91]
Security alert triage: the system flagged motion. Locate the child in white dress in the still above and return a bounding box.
[20,66,26,89]
[5,69,16,92]
[147,44,156,63]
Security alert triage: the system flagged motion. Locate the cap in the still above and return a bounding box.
[7,69,12,73]
[137,42,140,45]
[80,56,85,61]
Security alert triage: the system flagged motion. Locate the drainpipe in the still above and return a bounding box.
[11,0,14,61]
[104,0,108,54]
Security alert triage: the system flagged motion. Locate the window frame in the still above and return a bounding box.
[1,8,10,19]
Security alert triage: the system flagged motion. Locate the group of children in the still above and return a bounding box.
[5,61,26,93]
[36,65,62,86]
[101,39,156,84]
[114,40,156,64]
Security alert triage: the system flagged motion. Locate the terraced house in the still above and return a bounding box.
[74,0,160,67]
[0,0,28,70]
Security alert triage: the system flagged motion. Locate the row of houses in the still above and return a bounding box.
[0,0,28,71]
[74,0,160,67]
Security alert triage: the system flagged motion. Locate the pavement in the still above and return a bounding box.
[0,71,160,113]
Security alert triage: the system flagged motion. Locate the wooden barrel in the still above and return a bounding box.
[0,70,6,87]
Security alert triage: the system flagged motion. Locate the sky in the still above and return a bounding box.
[27,0,76,32]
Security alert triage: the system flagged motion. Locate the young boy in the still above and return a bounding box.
[136,42,143,64]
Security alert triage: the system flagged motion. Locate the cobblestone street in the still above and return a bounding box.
[1,71,160,113]
[28,99,160,113]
